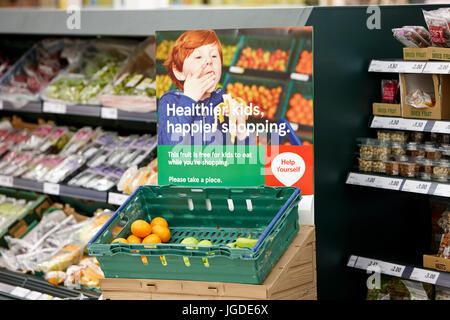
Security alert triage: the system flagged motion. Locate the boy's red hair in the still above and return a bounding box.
[163,30,223,91]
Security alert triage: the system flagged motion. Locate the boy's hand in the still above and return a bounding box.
[183,65,216,102]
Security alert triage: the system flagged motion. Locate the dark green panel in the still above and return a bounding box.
[307,4,442,300]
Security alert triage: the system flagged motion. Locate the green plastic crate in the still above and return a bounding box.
[222,73,288,121]
[88,185,300,284]
[230,34,296,73]
[0,188,47,245]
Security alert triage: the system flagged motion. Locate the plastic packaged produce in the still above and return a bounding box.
[58,126,99,157]
[0,51,12,78]
[381,80,399,104]
[0,197,33,234]
[0,39,69,108]
[423,9,450,47]
[39,127,72,154]
[406,89,435,109]
[38,244,83,273]
[64,257,104,289]
[21,124,53,151]
[22,155,65,182]
[99,40,157,112]
[392,27,431,48]
[437,211,449,259]
[42,40,135,104]
[0,151,34,177]
[44,155,85,184]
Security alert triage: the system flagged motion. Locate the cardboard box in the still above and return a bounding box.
[372,103,402,117]
[400,73,450,120]
[403,47,430,61]
[423,254,450,272]
[100,225,317,300]
[429,47,450,62]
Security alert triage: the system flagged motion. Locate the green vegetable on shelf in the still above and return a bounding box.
[110,72,156,98]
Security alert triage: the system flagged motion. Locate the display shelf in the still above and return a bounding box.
[368,59,450,74]
[347,255,450,289]
[370,116,450,134]
[3,177,108,203]
[0,99,157,123]
[346,172,450,198]
[0,268,99,300]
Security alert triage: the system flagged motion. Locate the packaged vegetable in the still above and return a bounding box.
[392,27,431,48]
[381,80,399,104]
[0,39,69,108]
[406,89,435,109]
[44,155,86,184]
[423,9,450,47]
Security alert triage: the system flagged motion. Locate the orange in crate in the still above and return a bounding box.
[295,50,313,75]
[286,93,313,126]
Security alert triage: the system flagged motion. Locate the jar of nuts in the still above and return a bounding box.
[377,130,391,141]
[409,131,425,143]
[432,159,449,182]
[358,138,377,160]
[391,142,406,156]
[390,131,408,143]
[399,160,419,178]
[358,158,373,172]
[373,141,391,161]
[372,161,386,173]
[385,160,400,176]
[424,145,442,160]
[406,142,425,158]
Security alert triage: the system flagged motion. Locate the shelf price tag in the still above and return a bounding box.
[371,116,403,129]
[43,183,60,196]
[108,192,129,206]
[402,180,432,194]
[290,73,310,81]
[0,100,3,110]
[229,66,244,74]
[0,175,13,187]
[423,62,450,74]
[434,184,450,198]
[101,107,118,120]
[378,177,403,191]
[403,119,428,132]
[43,101,66,114]
[401,62,426,73]
[431,121,450,134]
[410,268,439,284]
[347,255,358,267]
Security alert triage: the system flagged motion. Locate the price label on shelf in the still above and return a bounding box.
[401,62,426,73]
[402,180,431,194]
[423,62,450,74]
[43,183,60,196]
[403,119,428,132]
[0,100,3,110]
[101,107,118,120]
[290,73,310,81]
[377,177,403,191]
[108,192,129,206]
[354,257,380,271]
[43,101,66,114]
[347,255,358,267]
[431,121,450,134]
[0,175,13,187]
[410,268,439,284]
[354,257,405,277]
[371,116,405,130]
[369,60,400,73]
[229,66,244,74]
[434,184,450,198]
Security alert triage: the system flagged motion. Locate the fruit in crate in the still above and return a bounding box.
[111,238,128,244]
[156,74,173,99]
[295,50,313,75]
[181,237,199,247]
[151,225,171,243]
[130,219,152,238]
[236,237,258,248]
[286,92,313,126]
[198,240,213,246]
[222,44,237,67]
[150,217,168,228]
[236,47,289,72]
[225,82,282,120]
[156,40,175,61]
[127,235,142,244]
[142,234,162,244]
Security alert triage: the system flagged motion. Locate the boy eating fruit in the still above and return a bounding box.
[158,30,251,146]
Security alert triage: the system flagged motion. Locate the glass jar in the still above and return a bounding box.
[399,161,419,178]
[409,131,425,143]
[416,158,434,174]
[406,142,425,158]
[390,131,409,143]
[432,159,449,182]
[377,130,391,141]
[385,160,399,176]
[373,141,391,161]
[391,142,406,156]
[372,161,386,173]
[358,138,376,160]
[358,158,372,172]
[424,145,442,160]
